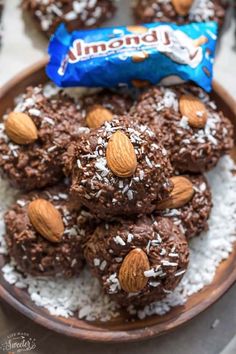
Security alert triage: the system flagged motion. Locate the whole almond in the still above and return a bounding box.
[193,36,208,47]
[28,199,64,243]
[86,105,113,129]
[106,130,137,178]
[5,112,38,145]
[156,176,194,210]
[119,248,150,293]
[179,94,208,128]
[127,26,148,34]
[171,0,193,15]
[132,51,149,63]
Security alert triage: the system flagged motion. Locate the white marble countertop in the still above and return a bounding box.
[0,1,235,354]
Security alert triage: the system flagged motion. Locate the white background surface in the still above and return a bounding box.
[0,1,236,354]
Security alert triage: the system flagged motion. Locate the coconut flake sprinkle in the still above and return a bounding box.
[0,156,236,321]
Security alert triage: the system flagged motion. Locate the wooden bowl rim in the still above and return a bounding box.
[0,57,236,343]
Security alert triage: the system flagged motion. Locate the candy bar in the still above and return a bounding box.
[47,21,217,92]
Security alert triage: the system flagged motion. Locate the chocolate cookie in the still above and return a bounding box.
[156,174,212,239]
[84,216,189,307]
[133,0,227,29]
[4,184,95,277]
[22,0,117,37]
[69,89,134,130]
[81,89,134,121]
[0,85,84,191]
[131,84,234,173]
[64,116,173,218]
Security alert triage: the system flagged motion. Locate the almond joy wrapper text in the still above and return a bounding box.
[47,21,217,92]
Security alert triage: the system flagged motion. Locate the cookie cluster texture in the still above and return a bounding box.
[64,116,173,218]
[21,0,227,39]
[84,216,189,306]
[0,85,84,190]
[1,81,233,310]
[5,184,95,277]
[156,174,212,239]
[133,0,227,29]
[131,85,234,173]
[22,0,117,37]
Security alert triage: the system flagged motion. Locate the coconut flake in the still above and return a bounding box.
[0,147,236,321]
[113,236,126,246]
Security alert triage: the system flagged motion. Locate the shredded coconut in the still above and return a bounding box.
[113,235,126,246]
[0,156,236,321]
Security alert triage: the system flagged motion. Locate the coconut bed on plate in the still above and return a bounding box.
[0,85,236,321]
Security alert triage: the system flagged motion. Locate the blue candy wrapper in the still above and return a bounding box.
[47,22,218,92]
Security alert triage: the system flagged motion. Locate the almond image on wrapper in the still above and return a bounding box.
[132,51,149,62]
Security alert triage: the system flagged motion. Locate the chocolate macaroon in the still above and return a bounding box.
[0,85,84,191]
[64,116,173,218]
[155,174,212,239]
[22,0,117,37]
[62,88,134,130]
[133,0,227,29]
[84,216,189,307]
[4,184,95,277]
[131,84,234,173]
[79,89,134,129]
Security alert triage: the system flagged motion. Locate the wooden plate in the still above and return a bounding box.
[0,58,236,342]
